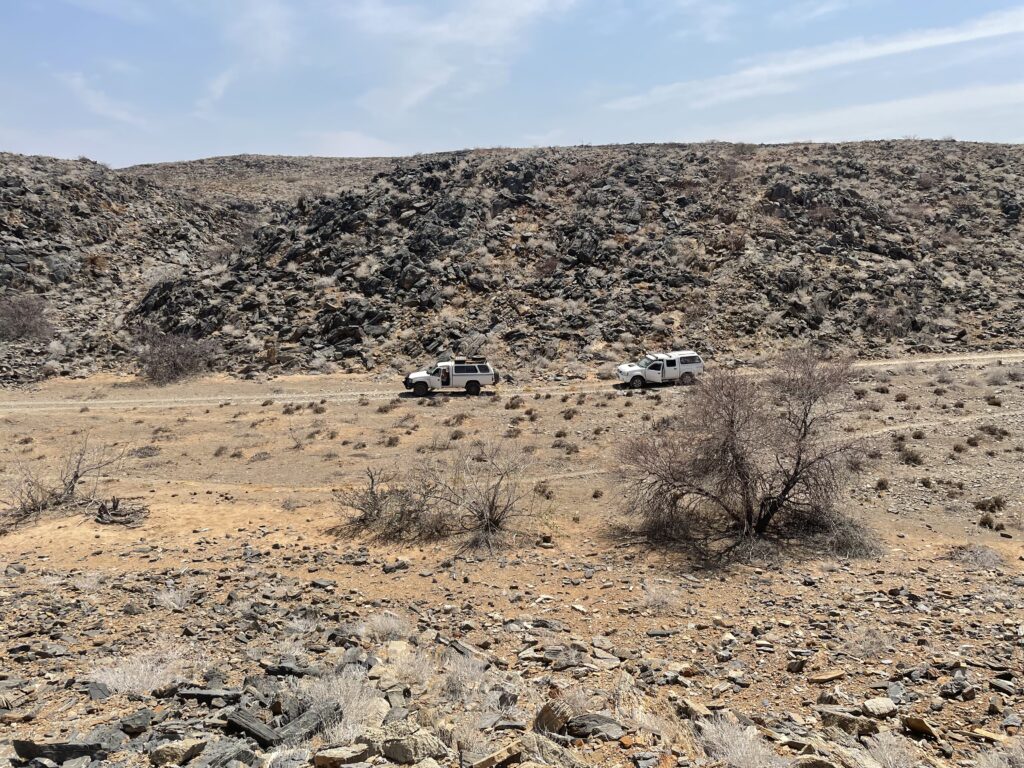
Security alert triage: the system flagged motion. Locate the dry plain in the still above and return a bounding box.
[1,351,1023,768]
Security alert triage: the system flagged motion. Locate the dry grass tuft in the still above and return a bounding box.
[90,646,193,694]
[947,544,1003,570]
[290,667,386,744]
[440,651,487,703]
[698,717,785,768]
[154,586,194,611]
[360,611,411,641]
[866,732,920,768]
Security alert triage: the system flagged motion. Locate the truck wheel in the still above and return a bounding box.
[681,372,696,385]
[466,380,481,396]
[413,382,429,397]
[629,376,645,389]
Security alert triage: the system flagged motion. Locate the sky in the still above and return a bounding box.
[2,0,1024,166]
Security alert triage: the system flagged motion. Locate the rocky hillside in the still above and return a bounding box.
[137,141,1023,376]
[2,141,1023,382]
[0,153,253,381]
[125,154,389,211]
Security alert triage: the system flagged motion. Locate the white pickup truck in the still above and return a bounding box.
[403,357,499,397]
[616,350,704,389]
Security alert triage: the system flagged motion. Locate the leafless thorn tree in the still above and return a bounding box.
[619,350,862,548]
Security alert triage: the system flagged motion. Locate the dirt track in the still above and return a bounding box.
[2,350,1023,414]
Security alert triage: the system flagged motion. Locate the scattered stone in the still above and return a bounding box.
[565,713,626,740]
[861,697,897,719]
[902,715,940,739]
[808,670,846,684]
[224,709,283,748]
[313,744,373,767]
[12,740,107,763]
[150,738,207,766]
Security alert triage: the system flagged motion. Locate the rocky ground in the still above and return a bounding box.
[2,141,1023,384]
[0,355,1022,768]
[125,155,388,212]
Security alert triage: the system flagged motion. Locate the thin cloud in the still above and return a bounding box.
[62,0,152,23]
[192,0,295,115]
[343,0,577,114]
[226,0,295,68]
[771,0,849,27]
[195,69,237,116]
[716,81,1024,143]
[607,5,1024,110]
[662,0,738,42]
[309,130,404,157]
[58,72,147,127]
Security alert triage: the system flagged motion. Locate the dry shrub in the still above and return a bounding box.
[1,436,122,533]
[290,667,386,744]
[337,467,449,542]
[340,442,536,551]
[359,611,411,642]
[135,326,218,384]
[844,626,891,659]
[819,515,883,559]
[389,647,437,688]
[0,293,52,341]
[975,496,1007,513]
[619,351,862,548]
[698,717,785,768]
[717,229,747,253]
[440,651,487,703]
[866,732,920,768]
[640,584,680,613]
[154,586,194,611]
[90,645,194,695]
[947,544,1003,570]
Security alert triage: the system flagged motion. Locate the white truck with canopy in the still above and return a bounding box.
[616,350,704,389]
[403,357,498,397]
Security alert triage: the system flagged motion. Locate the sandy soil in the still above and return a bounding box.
[1,352,1022,766]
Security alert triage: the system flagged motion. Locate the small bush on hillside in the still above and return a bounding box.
[867,732,920,768]
[0,293,52,341]
[289,667,386,744]
[154,587,193,612]
[844,626,892,659]
[359,611,411,642]
[975,496,1007,513]
[898,446,924,466]
[135,326,218,384]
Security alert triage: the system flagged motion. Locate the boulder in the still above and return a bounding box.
[150,738,207,766]
[565,713,627,740]
[356,722,449,765]
[861,697,897,718]
[313,744,373,767]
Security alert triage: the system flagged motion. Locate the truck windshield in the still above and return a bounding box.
[427,366,439,376]
[638,356,655,369]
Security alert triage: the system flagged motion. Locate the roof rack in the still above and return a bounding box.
[453,356,488,364]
